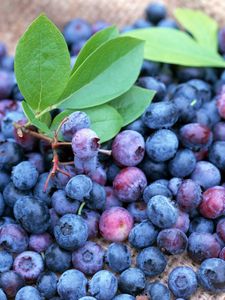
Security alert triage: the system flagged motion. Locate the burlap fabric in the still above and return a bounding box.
[1,0,225,299]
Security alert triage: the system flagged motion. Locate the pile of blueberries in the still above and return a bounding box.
[1,2,225,300]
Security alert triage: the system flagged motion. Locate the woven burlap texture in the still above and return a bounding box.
[1,0,225,299]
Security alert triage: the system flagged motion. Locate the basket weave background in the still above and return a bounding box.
[1,0,225,299]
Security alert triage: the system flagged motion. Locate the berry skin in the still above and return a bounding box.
[72,128,100,159]
[63,18,92,45]
[113,167,147,202]
[125,118,147,136]
[189,217,214,234]
[191,161,221,189]
[143,101,179,129]
[99,207,133,242]
[179,123,212,151]
[29,233,53,253]
[199,186,225,219]
[172,210,190,233]
[157,228,188,255]
[143,181,172,203]
[168,177,182,196]
[146,281,170,300]
[15,286,42,300]
[168,266,197,298]
[146,129,178,162]
[90,164,107,185]
[79,297,97,300]
[188,232,221,263]
[37,271,58,299]
[3,181,31,207]
[168,149,196,178]
[219,247,225,260]
[1,111,24,139]
[127,201,147,222]
[105,186,122,210]
[118,268,146,295]
[54,165,76,189]
[33,173,55,206]
[0,289,6,300]
[65,175,93,201]
[112,130,145,167]
[216,218,225,242]
[89,270,118,300]
[0,141,23,171]
[86,182,106,211]
[105,242,131,273]
[0,171,10,192]
[51,190,79,216]
[13,251,44,282]
[81,209,100,238]
[0,71,14,99]
[213,122,225,141]
[54,214,88,250]
[61,111,91,141]
[0,193,4,216]
[45,243,71,273]
[0,223,28,253]
[147,195,178,228]
[12,161,39,191]
[27,152,45,174]
[72,241,104,275]
[217,89,225,119]
[209,141,225,171]
[176,179,202,212]
[113,295,135,300]
[188,79,212,102]
[145,2,167,24]
[14,196,50,234]
[129,220,158,249]
[137,76,166,101]
[136,247,167,277]
[0,271,24,297]
[0,250,13,272]
[198,258,225,292]
[140,157,169,181]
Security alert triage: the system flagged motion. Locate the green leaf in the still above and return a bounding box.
[58,36,144,110]
[22,101,53,136]
[125,28,225,67]
[51,105,123,142]
[174,8,218,52]
[39,112,52,127]
[72,26,119,74]
[15,14,71,112]
[110,86,155,126]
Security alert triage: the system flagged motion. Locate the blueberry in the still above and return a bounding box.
[106,163,121,184]
[139,157,169,180]
[61,111,91,141]
[127,202,147,222]
[63,18,92,45]
[3,181,31,207]
[105,242,131,273]
[146,281,171,300]
[0,42,6,59]
[216,218,225,242]
[33,173,55,206]
[188,232,221,263]
[145,2,167,24]
[202,99,220,127]
[138,76,166,101]
[213,121,225,141]
[113,295,135,300]
[134,18,152,28]
[189,217,214,234]
[0,71,14,99]
[112,130,145,167]
[157,228,188,255]
[143,101,179,129]
[118,267,146,295]
[90,164,107,185]
[45,243,71,273]
[81,209,100,238]
[92,20,109,33]
[86,182,106,211]
[158,18,178,28]
[0,271,24,297]
[79,297,97,300]
[168,177,182,196]
[140,60,160,77]
[51,190,79,215]
[0,289,6,300]
[191,161,221,189]
[168,266,197,298]
[136,247,167,277]
[168,149,196,178]
[0,194,4,216]
[1,111,24,138]
[72,241,104,275]
[0,250,13,272]
[13,251,44,282]
[209,141,225,171]
[0,141,23,171]
[37,271,58,299]
[54,165,76,189]
[125,119,147,136]
[15,286,42,300]
[176,179,202,212]
[65,175,93,201]
[29,233,53,253]
[89,270,118,300]
[172,210,190,233]
[0,223,28,253]
[143,182,172,203]
[0,171,10,192]
[14,196,50,234]
[105,186,122,210]
[198,258,225,292]
[12,161,39,190]
[54,214,88,250]
[188,79,212,102]
[147,195,178,228]
[129,220,158,249]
